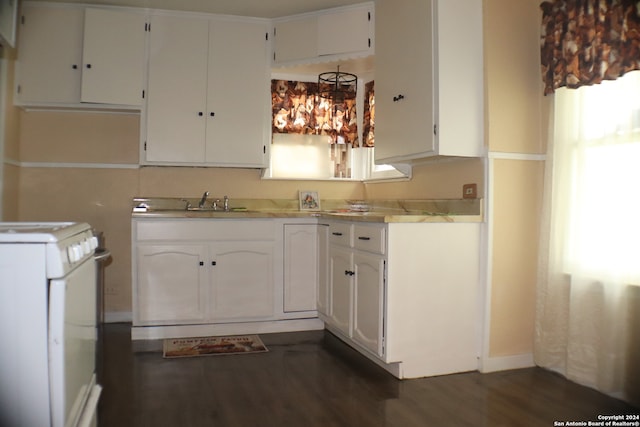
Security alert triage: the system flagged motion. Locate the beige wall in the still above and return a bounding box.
[489,159,544,356]
[2,44,20,221]
[484,0,548,358]
[365,157,485,200]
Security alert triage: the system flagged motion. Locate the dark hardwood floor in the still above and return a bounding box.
[98,323,638,427]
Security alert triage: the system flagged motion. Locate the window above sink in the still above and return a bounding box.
[264,73,410,182]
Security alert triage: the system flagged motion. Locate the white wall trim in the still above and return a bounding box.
[131,318,325,340]
[479,353,535,373]
[488,151,546,161]
[479,156,495,372]
[104,311,133,324]
[19,161,140,169]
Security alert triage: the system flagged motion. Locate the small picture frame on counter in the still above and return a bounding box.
[299,190,321,211]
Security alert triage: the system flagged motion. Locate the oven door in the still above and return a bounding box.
[49,257,101,427]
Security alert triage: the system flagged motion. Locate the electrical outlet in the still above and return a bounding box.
[463,183,477,199]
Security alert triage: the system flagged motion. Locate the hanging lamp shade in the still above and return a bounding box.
[318,66,357,103]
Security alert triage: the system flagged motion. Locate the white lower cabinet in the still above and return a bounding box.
[317,224,330,316]
[132,218,322,339]
[328,245,353,336]
[133,219,277,327]
[321,219,480,379]
[283,224,318,312]
[352,252,385,357]
[209,241,274,320]
[325,222,386,357]
[136,244,208,325]
[135,239,274,325]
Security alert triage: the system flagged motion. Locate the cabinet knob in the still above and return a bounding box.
[345,270,355,276]
[332,232,343,236]
[211,261,217,266]
[393,94,405,102]
[198,112,203,117]
[85,64,92,69]
[358,236,371,241]
[210,112,215,117]
[72,64,78,69]
[199,261,204,266]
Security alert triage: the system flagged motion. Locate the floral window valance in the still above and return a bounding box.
[271,80,359,146]
[362,80,375,147]
[540,0,640,95]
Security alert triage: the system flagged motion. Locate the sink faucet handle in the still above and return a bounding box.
[213,199,220,210]
[199,191,210,208]
[180,198,192,210]
[223,195,229,211]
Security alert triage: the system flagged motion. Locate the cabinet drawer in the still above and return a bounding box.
[353,224,386,254]
[329,222,353,247]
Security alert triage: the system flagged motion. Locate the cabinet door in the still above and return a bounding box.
[145,14,209,163]
[81,8,146,106]
[328,245,353,336]
[317,6,372,56]
[284,224,318,312]
[205,19,269,167]
[15,5,84,104]
[135,244,208,325]
[273,16,318,63]
[210,241,275,320]
[317,224,330,316]
[352,253,385,357]
[374,0,435,163]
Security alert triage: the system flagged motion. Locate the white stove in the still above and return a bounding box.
[0,222,102,427]
[0,222,98,277]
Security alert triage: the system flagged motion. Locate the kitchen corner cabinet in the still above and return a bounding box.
[15,3,146,108]
[325,222,385,356]
[144,13,270,167]
[272,2,374,66]
[374,0,483,164]
[133,220,276,327]
[321,219,480,379]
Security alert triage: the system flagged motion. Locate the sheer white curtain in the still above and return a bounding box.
[535,71,640,405]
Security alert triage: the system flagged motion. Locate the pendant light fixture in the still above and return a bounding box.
[318,65,357,103]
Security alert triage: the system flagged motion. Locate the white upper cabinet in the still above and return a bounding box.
[205,19,270,166]
[145,14,209,163]
[273,16,318,63]
[374,0,484,164]
[81,8,146,106]
[273,2,374,66]
[317,6,372,56]
[15,5,83,104]
[15,3,146,108]
[144,13,270,167]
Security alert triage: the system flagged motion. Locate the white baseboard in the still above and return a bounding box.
[131,318,325,340]
[479,353,535,373]
[103,311,133,324]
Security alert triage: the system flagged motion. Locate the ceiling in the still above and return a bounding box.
[29,0,368,18]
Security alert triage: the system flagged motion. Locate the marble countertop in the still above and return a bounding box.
[131,197,483,224]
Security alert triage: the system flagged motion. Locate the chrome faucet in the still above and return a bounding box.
[199,191,209,208]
